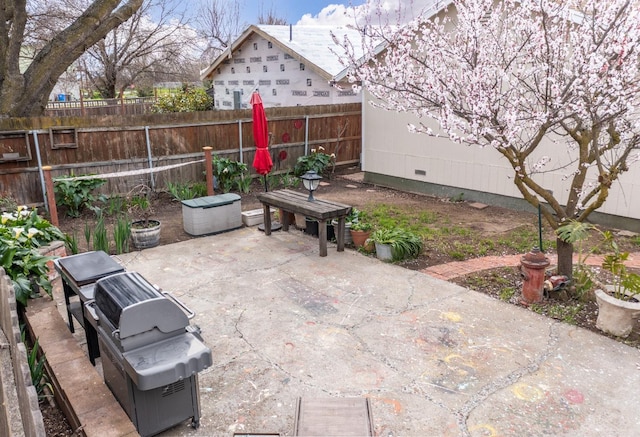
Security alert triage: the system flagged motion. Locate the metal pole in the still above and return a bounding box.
[238,120,243,163]
[538,203,543,252]
[144,126,155,190]
[203,147,214,196]
[304,115,309,155]
[32,131,48,212]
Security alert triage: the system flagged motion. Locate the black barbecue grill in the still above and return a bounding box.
[88,271,212,436]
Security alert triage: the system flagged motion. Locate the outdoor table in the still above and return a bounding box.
[256,189,351,257]
[53,250,125,365]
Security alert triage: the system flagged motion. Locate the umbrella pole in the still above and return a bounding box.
[263,174,269,192]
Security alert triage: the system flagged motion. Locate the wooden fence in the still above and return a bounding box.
[0,103,361,206]
[45,97,157,117]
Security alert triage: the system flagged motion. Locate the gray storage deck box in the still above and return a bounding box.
[182,193,242,236]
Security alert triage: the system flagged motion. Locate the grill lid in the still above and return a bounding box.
[95,272,163,328]
[95,271,191,338]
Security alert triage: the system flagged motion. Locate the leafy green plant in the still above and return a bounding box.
[557,221,640,301]
[450,193,465,202]
[152,85,213,113]
[293,146,335,177]
[572,265,595,301]
[64,232,79,255]
[105,196,126,216]
[84,221,92,249]
[350,221,372,232]
[53,175,107,217]
[113,215,131,254]
[264,172,280,190]
[499,287,517,301]
[167,181,208,201]
[278,171,301,189]
[0,206,66,305]
[367,227,423,261]
[346,207,363,224]
[26,337,52,399]
[236,175,252,194]
[212,157,248,193]
[92,215,109,253]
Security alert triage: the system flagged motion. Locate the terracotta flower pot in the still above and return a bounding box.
[350,229,371,249]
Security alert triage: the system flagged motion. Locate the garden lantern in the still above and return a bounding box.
[301,170,322,201]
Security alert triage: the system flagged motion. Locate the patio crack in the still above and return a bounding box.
[232,309,333,394]
[453,322,561,437]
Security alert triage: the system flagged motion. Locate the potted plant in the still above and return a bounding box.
[127,186,160,250]
[367,227,423,262]
[350,221,372,249]
[557,221,640,337]
[335,207,361,245]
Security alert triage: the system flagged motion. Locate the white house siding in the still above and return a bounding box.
[211,33,359,109]
[363,90,640,226]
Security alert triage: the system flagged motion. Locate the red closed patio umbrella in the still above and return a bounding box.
[251,91,273,190]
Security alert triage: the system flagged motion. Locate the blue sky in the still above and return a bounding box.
[242,1,366,25]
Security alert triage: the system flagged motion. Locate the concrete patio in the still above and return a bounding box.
[50,226,640,436]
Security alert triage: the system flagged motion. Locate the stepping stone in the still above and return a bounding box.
[617,230,638,238]
[345,184,360,189]
[469,202,489,210]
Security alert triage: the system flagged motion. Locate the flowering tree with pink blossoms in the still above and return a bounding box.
[337,0,640,276]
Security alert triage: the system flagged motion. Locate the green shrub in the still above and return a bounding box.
[277,171,300,189]
[235,175,252,194]
[0,206,66,305]
[212,157,248,193]
[368,227,423,261]
[152,86,213,113]
[92,215,109,253]
[25,337,52,399]
[113,215,131,254]
[167,181,208,201]
[293,146,335,176]
[53,175,106,217]
[350,221,372,232]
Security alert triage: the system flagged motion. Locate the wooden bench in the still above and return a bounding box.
[256,189,351,257]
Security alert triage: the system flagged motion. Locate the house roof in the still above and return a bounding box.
[200,2,455,84]
[200,24,368,83]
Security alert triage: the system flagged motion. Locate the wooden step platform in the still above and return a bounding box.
[293,397,374,436]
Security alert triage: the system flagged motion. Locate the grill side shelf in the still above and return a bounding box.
[122,333,213,391]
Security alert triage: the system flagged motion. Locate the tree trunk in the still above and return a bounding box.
[0,0,144,117]
[556,237,574,278]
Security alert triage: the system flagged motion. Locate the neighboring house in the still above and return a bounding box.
[357,1,640,231]
[200,24,364,109]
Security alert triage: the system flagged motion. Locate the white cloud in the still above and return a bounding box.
[295,1,446,26]
[297,4,357,26]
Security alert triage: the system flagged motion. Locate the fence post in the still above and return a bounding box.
[203,147,214,196]
[42,166,59,226]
